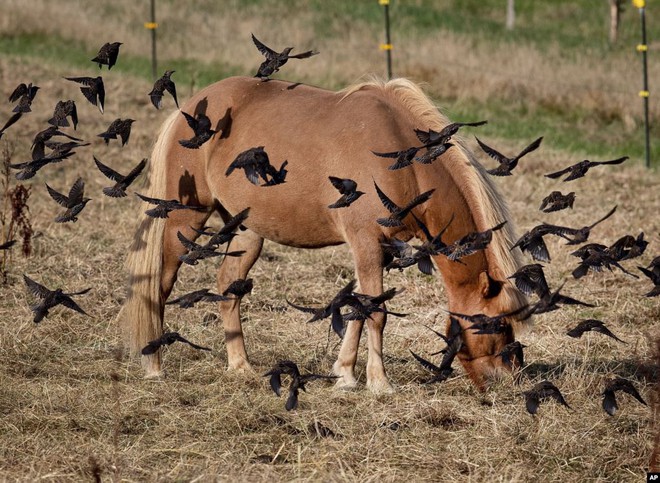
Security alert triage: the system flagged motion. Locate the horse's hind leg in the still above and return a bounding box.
[143,209,211,376]
[216,228,264,371]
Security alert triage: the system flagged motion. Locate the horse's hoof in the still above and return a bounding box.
[144,370,164,380]
[367,379,395,395]
[227,361,254,373]
[334,377,358,391]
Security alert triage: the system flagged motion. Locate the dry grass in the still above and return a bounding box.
[0,12,658,482]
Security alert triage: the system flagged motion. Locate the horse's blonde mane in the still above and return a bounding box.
[341,77,527,316]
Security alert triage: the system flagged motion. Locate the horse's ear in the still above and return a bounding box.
[478,271,503,299]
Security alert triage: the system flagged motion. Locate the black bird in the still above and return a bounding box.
[497,341,526,369]
[382,238,432,274]
[539,191,575,213]
[141,331,211,355]
[46,177,91,223]
[445,305,529,334]
[225,146,286,186]
[510,223,576,262]
[263,360,338,411]
[507,263,550,298]
[177,231,245,266]
[97,118,135,146]
[638,263,660,297]
[328,177,365,208]
[193,208,250,248]
[8,82,39,113]
[0,112,23,140]
[287,280,358,338]
[443,221,507,262]
[9,149,76,180]
[414,120,487,147]
[135,193,207,218]
[477,136,543,176]
[31,126,82,161]
[410,316,463,384]
[412,141,453,165]
[166,289,234,308]
[571,247,638,280]
[566,319,626,343]
[251,34,319,80]
[608,232,648,261]
[65,76,105,113]
[48,100,78,130]
[178,111,215,149]
[564,205,617,245]
[371,146,421,170]
[91,42,122,69]
[602,377,647,416]
[23,274,90,323]
[94,156,147,198]
[149,70,179,109]
[521,282,595,316]
[341,287,407,325]
[222,278,253,297]
[374,182,435,228]
[545,156,629,181]
[0,240,16,250]
[523,380,571,415]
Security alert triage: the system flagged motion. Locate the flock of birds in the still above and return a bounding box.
[1,36,657,414]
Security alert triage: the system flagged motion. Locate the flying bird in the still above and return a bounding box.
[177,230,245,266]
[571,246,638,280]
[523,380,571,415]
[414,120,487,147]
[8,82,39,113]
[46,177,92,223]
[225,147,287,186]
[149,70,179,109]
[545,156,629,181]
[251,34,319,80]
[374,182,435,228]
[477,136,543,176]
[539,191,575,213]
[48,100,78,129]
[497,341,526,369]
[564,205,617,245]
[222,278,254,297]
[521,281,595,317]
[263,360,338,411]
[443,221,507,262]
[94,156,147,198]
[166,289,234,308]
[410,316,463,384]
[65,76,105,113]
[9,149,76,180]
[97,118,135,146]
[92,42,122,69]
[510,223,576,262]
[638,262,660,297]
[412,141,453,165]
[445,305,529,334]
[607,232,648,262]
[328,177,365,208]
[178,111,215,149]
[602,377,647,416]
[135,193,207,218]
[31,126,82,161]
[0,240,16,251]
[141,331,211,355]
[507,263,550,298]
[371,146,421,170]
[566,319,626,343]
[23,274,90,323]
[193,208,250,248]
[0,112,23,140]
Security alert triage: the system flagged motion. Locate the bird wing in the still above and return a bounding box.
[373,181,400,214]
[288,49,319,59]
[0,112,23,133]
[180,111,198,131]
[46,184,70,207]
[23,274,52,299]
[251,33,277,59]
[591,156,629,167]
[123,158,148,184]
[409,349,442,374]
[518,136,543,159]
[475,137,507,163]
[164,79,179,108]
[175,334,211,351]
[544,165,573,179]
[8,83,28,103]
[371,149,402,159]
[566,323,587,338]
[67,177,86,205]
[177,231,202,251]
[587,205,617,229]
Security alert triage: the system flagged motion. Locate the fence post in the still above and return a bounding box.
[379,0,393,80]
[144,0,158,81]
[633,0,651,167]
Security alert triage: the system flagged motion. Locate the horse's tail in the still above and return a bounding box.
[117,110,179,363]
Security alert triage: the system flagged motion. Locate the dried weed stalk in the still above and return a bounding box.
[0,140,33,283]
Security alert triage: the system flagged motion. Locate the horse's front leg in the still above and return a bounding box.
[344,240,394,394]
[333,319,363,390]
[216,228,264,371]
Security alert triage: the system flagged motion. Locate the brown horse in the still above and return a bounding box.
[119,76,529,392]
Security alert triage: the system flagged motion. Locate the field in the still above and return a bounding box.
[0,1,658,481]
